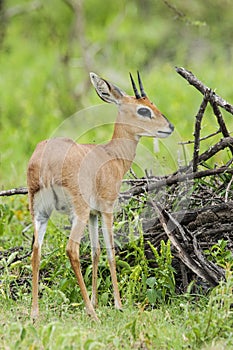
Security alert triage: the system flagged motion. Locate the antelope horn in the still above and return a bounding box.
[137,71,146,97]
[129,72,140,99]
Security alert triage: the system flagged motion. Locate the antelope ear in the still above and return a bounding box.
[90,72,125,104]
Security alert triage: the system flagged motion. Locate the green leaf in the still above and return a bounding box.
[146,277,156,288]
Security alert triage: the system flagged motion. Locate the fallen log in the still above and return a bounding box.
[143,201,232,291]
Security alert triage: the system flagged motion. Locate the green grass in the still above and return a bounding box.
[1,198,233,350]
[1,290,233,350]
[1,302,180,350]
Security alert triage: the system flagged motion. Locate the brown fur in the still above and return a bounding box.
[27,72,174,321]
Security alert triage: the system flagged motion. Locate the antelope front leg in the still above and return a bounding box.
[101,212,122,310]
[89,214,100,308]
[67,214,99,321]
[66,239,98,321]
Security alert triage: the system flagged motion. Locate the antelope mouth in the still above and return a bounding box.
[157,130,173,138]
[157,122,174,138]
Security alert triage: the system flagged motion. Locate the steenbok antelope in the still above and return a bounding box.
[27,72,174,321]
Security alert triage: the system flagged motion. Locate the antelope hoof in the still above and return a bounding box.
[31,308,39,323]
[86,307,99,322]
[114,300,123,311]
[91,296,98,309]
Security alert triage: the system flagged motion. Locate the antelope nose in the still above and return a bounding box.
[162,114,174,133]
[169,122,174,132]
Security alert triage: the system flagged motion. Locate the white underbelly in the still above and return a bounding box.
[34,185,73,218]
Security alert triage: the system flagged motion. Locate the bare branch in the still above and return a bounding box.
[175,67,233,115]
[208,90,233,156]
[0,187,28,197]
[197,136,233,165]
[121,166,233,199]
[162,0,185,20]
[150,200,218,286]
[179,129,221,145]
[192,90,210,172]
[225,175,233,203]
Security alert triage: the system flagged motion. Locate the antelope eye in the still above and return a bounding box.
[137,107,152,118]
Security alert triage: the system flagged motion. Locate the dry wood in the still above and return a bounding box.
[209,91,233,156]
[143,201,232,290]
[192,91,209,172]
[179,129,221,145]
[121,166,233,198]
[175,66,233,114]
[196,136,233,165]
[0,187,28,196]
[149,200,220,287]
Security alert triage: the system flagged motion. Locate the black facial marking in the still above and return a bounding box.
[137,107,152,118]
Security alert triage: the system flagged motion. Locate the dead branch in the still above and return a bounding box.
[197,136,233,165]
[143,201,232,290]
[193,232,225,281]
[179,129,221,145]
[209,90,233,156]
[225,175,233,203]
[149,200,218,286]
[192,90,210,172]
[0,187,28,197]
[175,136,233,176]
[178,136,233,174]
[162,0,185,21]
[177,67,233,158]
[121,166,233,198]
[175,67,233,115]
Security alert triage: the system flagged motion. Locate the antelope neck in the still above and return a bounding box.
[104,122,139,175]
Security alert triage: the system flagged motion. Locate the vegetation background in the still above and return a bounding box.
[0,0,233,349]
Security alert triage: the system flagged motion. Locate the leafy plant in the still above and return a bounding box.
[117,219,149,306]
[204,239,233,270]
[146,240,176,305]
[117,212,176,307]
